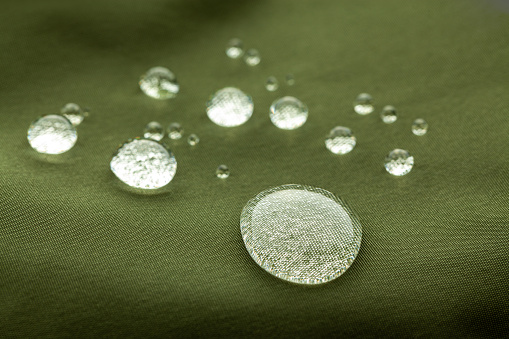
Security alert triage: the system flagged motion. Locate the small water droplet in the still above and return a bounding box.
[244,48,260,66]
[27,115,77,154]
[412,118,428,136]
[380,105,397,124]
[61,103,84,126]
[143,121,164,141]
[265,76,279,91]
[187,134,199,146]
[353,93,374,115]
[139,67,179,100]
[385,149,414,176]
[226,38,244,59]
[167,123,183,140]
[270,96,308,130]
[285,74,295,86]
[207,87,253,127]
[325,126,356,154]
[216,165,230,179]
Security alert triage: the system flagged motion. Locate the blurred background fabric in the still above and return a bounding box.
[1,0,508,337]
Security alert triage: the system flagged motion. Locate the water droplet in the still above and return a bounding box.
[187,134,199,146]
[412,118,428,136]
[380,105,397,124]
[216,165,230,179]
[384,149,414,176]
[139,66,179,100]
[226,38,244,59]
[270,96,308,130]
[265,76,278,91]
[240,184,362,284]
[243,48,260,66]
[285,74,295,86]
[325,126,356,154]
[110,138,177,189]
[167,123,183,140]
[143,121,164,141]
[27,115,77,154]
[61,103,84,126]
[207,87,253,127]
[353,93,374,115]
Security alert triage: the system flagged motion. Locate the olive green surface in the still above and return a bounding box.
[1,0,508,337]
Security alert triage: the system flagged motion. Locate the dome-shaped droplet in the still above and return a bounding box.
[325,126,356,154]
[240,184,362,284]
[244,48,260,66]
[187,134,199,146]
[270,96,308,130]
[139,67,179,100]
[226,38,244,59]
[110,139,177,189]
[265,76,278,92]
[143,121,164,141]
[285,73,295,86]
[353,93,374,115]
[206,87,253,127]
[167,122,183,140]
[216,165,230,179]
[412,118,428,136]
[380,105,397,124]
[27,115,77,154]
[384,149,414,176]
[61,103,84,126]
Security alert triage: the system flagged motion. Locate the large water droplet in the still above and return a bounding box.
[244,48,260,66]
[61,103,84,126]
[412,118,428,136]
[270,96,308,130]
[380,105,397,124]
[167,123,183,140]
[143,121,164,141]
[27,115,77,154]
[226,38,244,59]
[384,149,414,176]
[206,87,253,127]
[325,126,356,154]
[110,139,177,189]
[353,93,374,115]
[265,76,278,92]
[139,67,179,100]
[216,165,230,179]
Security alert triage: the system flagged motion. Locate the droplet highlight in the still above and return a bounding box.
[61,103,84,126]
[143,121,164,141]
[384,149,414,176]
[27,115,77,154]
[325,126,356,154]
[380,105,397,124]
[226,38,244,59]
[206,87,253,127]
[167,123,183,140]
[187,134,199,146]
[412,118,428,136]
[270,96,308,130]
[353,93,374,115]
[244,48,260,66]
[285,74,295,86]
[265,76,279,92]
[216,165,230,179]
[139,66,179,100]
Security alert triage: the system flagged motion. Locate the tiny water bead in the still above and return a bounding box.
[187,134,199,146]
[353,93,374,115]
[216,165,230,179]
[325,126,356,155]
[61,103,84,126]
[412,118,428,136]
[240,184,362,284]
[244,48,260,66]
[206,87,253,127]
[143,121,164,141]
[27,115,77,154]
[139,66,179,100]
[167,123,183,139]
[265,76,279,92]
[270,96,308,130]
[226,38,244,59]
[110,138,177,189]
[380,105,397,124]
[384,149,414,176]
[285,73,295,86]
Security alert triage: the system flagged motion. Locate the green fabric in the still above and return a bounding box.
[1,0,508,337]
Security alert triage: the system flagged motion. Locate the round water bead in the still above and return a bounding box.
[216,165,230,179]
[244,48,260,66]
[240,184,362,285]
[353,93,374,115]
[412,118,428,136]
[265,76,279,92]
[27,115,77,154]
[139,66,179,100]
[110,138,177,189]
[167,123,183,140]
[325,126,356,154]
[206,87,253,127]
[187,134,199,146]
[226,38,244,59]
[380,105,397,124]
[61,103,84,126]
[385,149,414,176]
[143,121,164,141]
[285,73,295,86]
[270,96,308,130]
